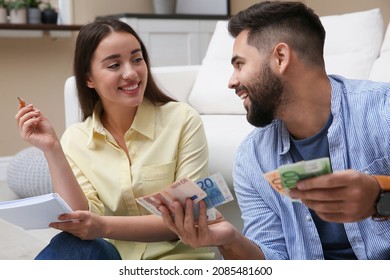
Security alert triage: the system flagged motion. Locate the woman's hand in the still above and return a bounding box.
[49,211,107,240]
[160,199,236,248]
[15,100,59,151]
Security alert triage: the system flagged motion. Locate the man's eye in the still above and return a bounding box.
[235,62,242,70]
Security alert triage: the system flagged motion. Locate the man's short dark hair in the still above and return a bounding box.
[228,1,326,67]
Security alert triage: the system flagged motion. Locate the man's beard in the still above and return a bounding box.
[245,63,284,127]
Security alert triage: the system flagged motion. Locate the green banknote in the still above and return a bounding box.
[278,157,332,189]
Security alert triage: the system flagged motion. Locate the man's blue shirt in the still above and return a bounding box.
[233,75,390,259]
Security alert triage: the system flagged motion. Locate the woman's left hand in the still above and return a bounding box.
[49,211,107,240]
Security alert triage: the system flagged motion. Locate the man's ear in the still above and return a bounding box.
[271,42,291,74]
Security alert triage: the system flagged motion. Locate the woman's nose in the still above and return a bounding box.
[122,64,137,80]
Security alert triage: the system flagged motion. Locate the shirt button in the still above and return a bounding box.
[306,215,312,221]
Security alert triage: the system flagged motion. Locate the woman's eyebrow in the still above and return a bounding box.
[131,48,142,55]
[101,54,120,63]
[101,48,142,63]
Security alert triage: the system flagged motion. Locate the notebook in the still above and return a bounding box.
[0,193,73,230]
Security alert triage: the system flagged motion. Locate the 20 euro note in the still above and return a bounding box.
[136,173,234,220]
[264,157,332,199]
[196,173,234,208]
[194,173,234,220]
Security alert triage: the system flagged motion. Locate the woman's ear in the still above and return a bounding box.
[86,74,94,89]
[271,42,291,74]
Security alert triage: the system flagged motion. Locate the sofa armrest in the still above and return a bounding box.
[151,65,200,102]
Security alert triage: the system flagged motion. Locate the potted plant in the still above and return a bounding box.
[26,0,41,24]
[0,0,8,24]
[40,1,57,24]
[153,0,176,15]
[7,0,27,24]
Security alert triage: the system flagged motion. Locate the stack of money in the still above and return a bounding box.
[264,157,332,198]
[136,173,234,220]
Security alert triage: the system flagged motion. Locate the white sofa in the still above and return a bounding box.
[63,7,390,237]
[1,8,389,260]
[151,8,390,185]
[65,8,390,188]
[64,6,390,229]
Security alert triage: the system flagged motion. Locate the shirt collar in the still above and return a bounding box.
[86,99,156,148]
[279,75,341,157]
[131,99,156,140]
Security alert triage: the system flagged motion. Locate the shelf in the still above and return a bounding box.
[0,23,82,38]
[0,23,82,31]
[102,13,230,21]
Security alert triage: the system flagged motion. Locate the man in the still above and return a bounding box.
[160,1,390,259]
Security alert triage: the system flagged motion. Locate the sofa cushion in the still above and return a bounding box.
[189,9,384,115]
[201,115,254,187]
[188,21,245,115]
[321,8,384,80]
[7,147,53,198]
[369,22,390,82]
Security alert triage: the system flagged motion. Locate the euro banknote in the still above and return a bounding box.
[264,157,332,197]
[196,173,234,208]
[136,173,233,220]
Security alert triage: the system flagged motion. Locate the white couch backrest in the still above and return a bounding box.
[188,21,242,115]
[64,66,201,127]
[321,8,384,79]
[369,21,390,82]
[64,76,82,128]
[65,8,390,128]
[188,8,386,115]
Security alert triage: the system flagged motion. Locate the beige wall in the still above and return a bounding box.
[1,0,390,157]
[72,0,153,25]
[306,0,390,22]
[231,0,390,22]
[0,0,152,157]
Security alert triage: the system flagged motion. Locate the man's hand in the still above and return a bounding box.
[289,170,381,222]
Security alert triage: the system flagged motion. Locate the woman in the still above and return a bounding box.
[16,18,213,260]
